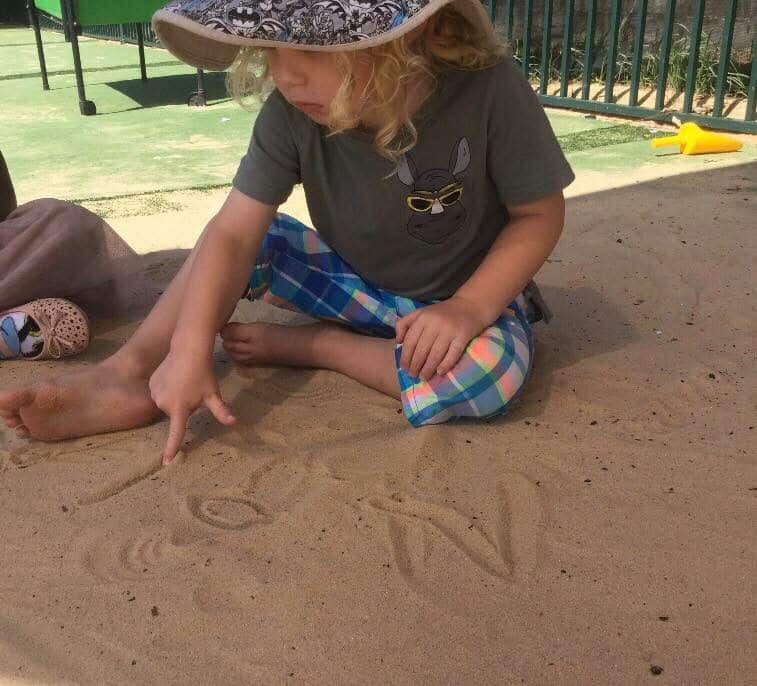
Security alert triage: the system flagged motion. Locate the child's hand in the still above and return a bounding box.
[396,296,490,381]
[149,349,237,464]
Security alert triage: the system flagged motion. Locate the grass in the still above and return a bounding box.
[556,124,653,154]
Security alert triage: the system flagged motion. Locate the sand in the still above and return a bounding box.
[1,155,756,685]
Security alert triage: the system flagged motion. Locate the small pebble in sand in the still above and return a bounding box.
[658,616,670,621]
[650,665,664,675]
[151,606,159,617]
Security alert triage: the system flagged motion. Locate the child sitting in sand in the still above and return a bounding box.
[0,0,573,462]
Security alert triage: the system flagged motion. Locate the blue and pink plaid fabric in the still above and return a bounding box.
[245,214,534,426]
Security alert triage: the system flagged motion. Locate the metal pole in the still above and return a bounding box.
[188,69,208,107]
[713,0,737,117]
[539,0,553,95]
[136,23,148,81]
[683,0,706,113]
[605,0,622,103]
[582,0,597,100]
[503,0,514,44]
[560,0,575,98]
[746,35,756,122]
[26,1,49,91]
[629,0,649,107]
[655,0,677,111]
[522,0,533,77]
[61,0,96,115]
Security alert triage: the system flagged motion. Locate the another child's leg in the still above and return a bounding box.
[0,228,215,440]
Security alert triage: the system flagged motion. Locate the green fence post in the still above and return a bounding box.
[683,0,706,113]
[489,0,497,23]
[713,0,737,118]
[630,0,649,107]
[540,0,554,95]
[523,0,533,77]
[582,0,597,100]
[504,0,514,44]
[560,0,575,98]
[605,0,622,103]
[655,0,677,110]
[747,35,756,121]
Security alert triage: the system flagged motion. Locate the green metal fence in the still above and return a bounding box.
[491,0,755,133]
[40,1,756,133]
[38,12,159,46]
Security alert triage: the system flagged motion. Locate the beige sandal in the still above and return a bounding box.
[0,298,90,360]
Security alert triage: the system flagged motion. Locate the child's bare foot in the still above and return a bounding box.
[220,321,302,367]
[0,357,160,441]
[220,321,400,398]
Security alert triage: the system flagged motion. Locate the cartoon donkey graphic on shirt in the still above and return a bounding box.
[396,136,471,245]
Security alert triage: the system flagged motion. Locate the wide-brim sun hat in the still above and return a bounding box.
[152,0,496,71]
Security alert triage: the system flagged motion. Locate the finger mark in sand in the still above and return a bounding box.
[9,435,157,470]
[241,453,324,512]
[243,455,288,495]
[81,529,194,582]
[255,428,289,447]
[77,457,165,506]
[495,476,543,578]
[186,494,272,530]
[370,493,511,579]
[387,517,427,586]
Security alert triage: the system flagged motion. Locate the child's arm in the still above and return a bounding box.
[396,191,565,380]
[150,189,277,461]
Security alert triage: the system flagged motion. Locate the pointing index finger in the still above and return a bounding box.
[163,409,189,464]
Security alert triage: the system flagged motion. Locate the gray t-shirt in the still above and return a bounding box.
[233,57,574,301]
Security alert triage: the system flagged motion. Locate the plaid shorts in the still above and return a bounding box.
[245,214,534,427]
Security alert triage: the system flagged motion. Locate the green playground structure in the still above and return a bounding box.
[26,0,208,115]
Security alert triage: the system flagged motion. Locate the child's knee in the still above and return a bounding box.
[399,321,532,427]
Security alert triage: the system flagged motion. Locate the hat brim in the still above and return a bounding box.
[152,0,495,71]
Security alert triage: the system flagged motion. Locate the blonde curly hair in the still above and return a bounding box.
[227,6,507,161]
